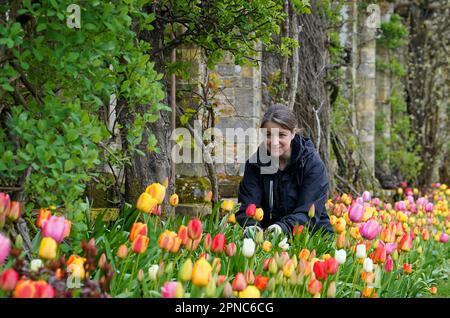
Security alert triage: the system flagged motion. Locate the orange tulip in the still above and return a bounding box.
[178,225,189,245]
[13,280,36,298]
[399,233,413,252]
[116,244,128,259]
[307,279,322,296]
[36,208,51,228]
[129,222,148,242]
[158,230,176,252]
[132,235,149,254]
[170,237,182,254]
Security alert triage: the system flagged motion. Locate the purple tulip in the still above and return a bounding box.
[440,233,449,243]
[416,197,427,206]
[348,203,364,223]
[42,216,67,243]
[0,234,10,265]
[383,242,397,255]
[360,220,381,240]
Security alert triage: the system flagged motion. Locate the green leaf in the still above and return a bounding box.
[64,159,77,171]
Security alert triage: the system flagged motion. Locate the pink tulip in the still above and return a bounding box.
[385,256,393,272]
[383,242,397,255]
[372,198,380,207]
[362,191,371,202]
[0,234,10,265]
[440,233,449,243]
[225,242,237,257]
[409,204,417,214]
[0,193,11,215]
[416,197,427,207]
[349,203,364,223]
[161,281,178,298]
[406,196,414,204]
[425,203,434,213]
[42,216,67,243]
[395,201,406,211]
[360,220,381,240]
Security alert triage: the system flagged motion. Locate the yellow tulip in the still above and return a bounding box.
[221,200,234,212]
[191,257,212,287]
[178,258,193,282]
[261,241,272,253]
[308,204,315,218]
[228,213,236,224]
[169,193,179,207]
[38,237,57,260]
[136,192,158,214]
[145,183,166,204]
[254,208,264,222]
[350,226,361,239]
[239,285,260,298]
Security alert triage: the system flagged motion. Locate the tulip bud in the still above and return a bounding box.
[0,193,11,215]
[211,233,226,254]
[145,183,166,204]
[7,201,21,222]
[275,271,284,285]
[221,200,234,212]
[327,281,336,298]
[169,193,179,207]
[225,242,236,257]
[205,276,217,297]
[137,269,145,282]
[245,204,256,218]
[267,277,276,291]
[254,208,264,222]
[117,244,128,259]
[148,265,159,281]
[335,249,346,265]
[129,222,148,242]
[308,204,315,218]
[242,238,255,258]
[192,257,212,287]
[245,270,255,284]
[132,235,149,254]
[363,258,374,272]
[98,253,107,268]
[165,261,175,274]
[223,282,233,298]
[227,213,236,225]
[269,258,278,274]
[187,218,203,240]
[15,234,23,249]
[232,272,247,292]
[355,244,366,259]
[255,227,264,244]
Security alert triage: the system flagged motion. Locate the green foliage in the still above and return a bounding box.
[0,1,165,226]
[378,14,408,49]
[389,91,423,181]
[376,57,407,77]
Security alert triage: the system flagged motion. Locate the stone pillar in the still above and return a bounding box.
[356,2,377,177]
[375,2,394,173]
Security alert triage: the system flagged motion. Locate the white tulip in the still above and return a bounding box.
[242,238,255,258]
[278,238,290,251]
[148,264,159,281]
[30,259,43,272]
[356,244,366,259]
[363,257,374,272]
[335,249,347,264]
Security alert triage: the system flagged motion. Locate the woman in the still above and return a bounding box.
[236,104,333,236]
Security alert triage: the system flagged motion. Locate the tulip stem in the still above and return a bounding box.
[128,254,140,293]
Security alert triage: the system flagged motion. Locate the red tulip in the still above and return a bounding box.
[188,218,202,240]
[262,258,272,271]
[34,280,55,298]
[211,233,226,253]
[372,244,387,264]
[178,225,189,245]
[232,272,247,292]
[313,261,328,280]
[245,203,256,218]
[132,235,149,254]
[292,224,304,237]
[36,208,51,228]
[129,222,148,242]
[0,269,19,291]
[403,263,412,274]
[324,257,339,275]
[225,242,236,257]
[254,275,269,291]
[217,275,227,286]
[399,233,413,252]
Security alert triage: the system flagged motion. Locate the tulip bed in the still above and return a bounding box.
[0,183,449,298]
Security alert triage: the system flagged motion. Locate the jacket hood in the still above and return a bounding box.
[248,133,317,171]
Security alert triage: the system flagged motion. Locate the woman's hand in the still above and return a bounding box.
[266,224,283,235]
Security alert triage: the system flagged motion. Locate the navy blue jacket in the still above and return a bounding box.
[236,133,333,235]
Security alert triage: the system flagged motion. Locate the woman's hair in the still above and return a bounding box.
[260,104,298,132]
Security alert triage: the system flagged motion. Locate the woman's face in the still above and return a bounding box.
[262,121,295,158]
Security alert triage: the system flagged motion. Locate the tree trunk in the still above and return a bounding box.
[293,0,331,173]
